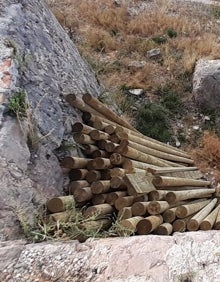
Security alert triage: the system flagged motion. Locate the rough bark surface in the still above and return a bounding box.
[0,0,102,239]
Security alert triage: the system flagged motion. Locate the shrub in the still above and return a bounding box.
[8,90,27,118]
[136,103,171,142]
[166,28,177,38]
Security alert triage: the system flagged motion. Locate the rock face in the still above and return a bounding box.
[0,0,102,239]
[1,231,220,282]
[193,59,220,109]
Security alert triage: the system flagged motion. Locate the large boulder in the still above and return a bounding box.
[193,59,220,109]
[0,0,102,239]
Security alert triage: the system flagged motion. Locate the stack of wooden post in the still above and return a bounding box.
[46,93,220,236]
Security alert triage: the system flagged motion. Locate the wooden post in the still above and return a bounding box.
[82,93,138,131]
[165,189,215,204]
[115,196,135,210]
[214,206,220,229]
[148,190,169,201]
[148,166,198,175]
[83,203,114,218]
[118,207,132,220]
[175,199,211,218]
[109,134,120,144]
[120,139,193,165]
[116,145,170,167]
[105,142,118,153]
[187,198,217,231]
[163,207,178,223]
[110,168,126,178]
[85,170,101,183]
[110,177,127,190]
[69,169,88,181]
[92,149,109,158]
[73,133,95,145]
[147,201,170,215]
[50,211,72,222]
[89,157,112,170]
[104,124,116,135]
[91,180,111,194]
[118,216,143,235]
[123,159,158,172]
[69,180,89,194]
[61,157,91,169]
[92,194,108,205]
[154,223,173,235]
[132,202,150,216]
[92,120,109,131]
[173,215,195,232]
[73,187,93,202]
[79,219,112,232]
[47,196,75,213]
[72,122,95,134]
[106,191,127,205]
[200,204,220,230]
[97,140,107,150]
[110,153,124,165]
[90,129,110,141]
[153,176,211,187]
[83,144,99,155]
[137,215,163,234]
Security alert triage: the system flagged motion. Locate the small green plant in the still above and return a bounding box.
[8,90,27,119]
[161,92,183,115]
[152,35,167,45]
[211,5,220,19]
[166,28,177,38]
[136,103,171,142]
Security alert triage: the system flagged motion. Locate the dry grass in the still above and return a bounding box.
[192,132,220,180]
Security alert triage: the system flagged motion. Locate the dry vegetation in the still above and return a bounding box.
[46,0,220,174]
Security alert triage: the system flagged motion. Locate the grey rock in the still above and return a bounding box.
[128,60,146,70]
[147,48,161,59]
[128,89,144,96]
[0,0,103,238]
[193,59,220,109]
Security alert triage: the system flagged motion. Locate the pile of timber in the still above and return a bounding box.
[46,93,220,236]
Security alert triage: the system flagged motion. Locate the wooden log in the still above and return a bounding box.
[137,215,163,235]
[97,140,107,150]
[200,204,220,230]
[110,153,124,165]
[92,149,109,158]
[123,159,158,172]
[173,215,195,232]
[110,177,127,190]
[72,122,94,134]
[68,169,88,181]
[82,93,137,131]
[148,190,169,201]
[61,157,91,169]
[124,173,156,196]
[83,144,99,155]
[47,196,75,213]
[106,191,127,205]
[105,142,118,153]
[154,223,173,235]
[50,211,73,222]
[104,124,116,134]
[118,216,143,235]
[187,198,218,231]
[92,120,109,131]
[156,186,212,191]
[214,205,220,229]
[132,202,150,216]
[90,129,110,141]
[116,145,170,167]
[163,207,178,223]
[116,129,189,159]
[65,94,104,117]
[175,199,212,218]
[115,196,136,210]
[83,203,114,218]
[120,139,193,165]
[79,219,112,232]
[92,194,108,205]
[73,133,95,145]
[100,169,112,180]
[91,180,111,194]
[90,157,112,170]
[147,201,170,215]
[215,186,220,197]
[153,176,210,188]
[165,189,215,204]
[118,207,133,220]
[115,125,188,157]
[110,168,126,178]
[85,170,101,183]
[148,166,198,175]
[109,134,120,144]
[69,180,89,194]
[73,187,93,202]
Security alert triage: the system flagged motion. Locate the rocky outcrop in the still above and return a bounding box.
[1,231,220,282]
[193,59,220,109]
[0,0,102,239]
